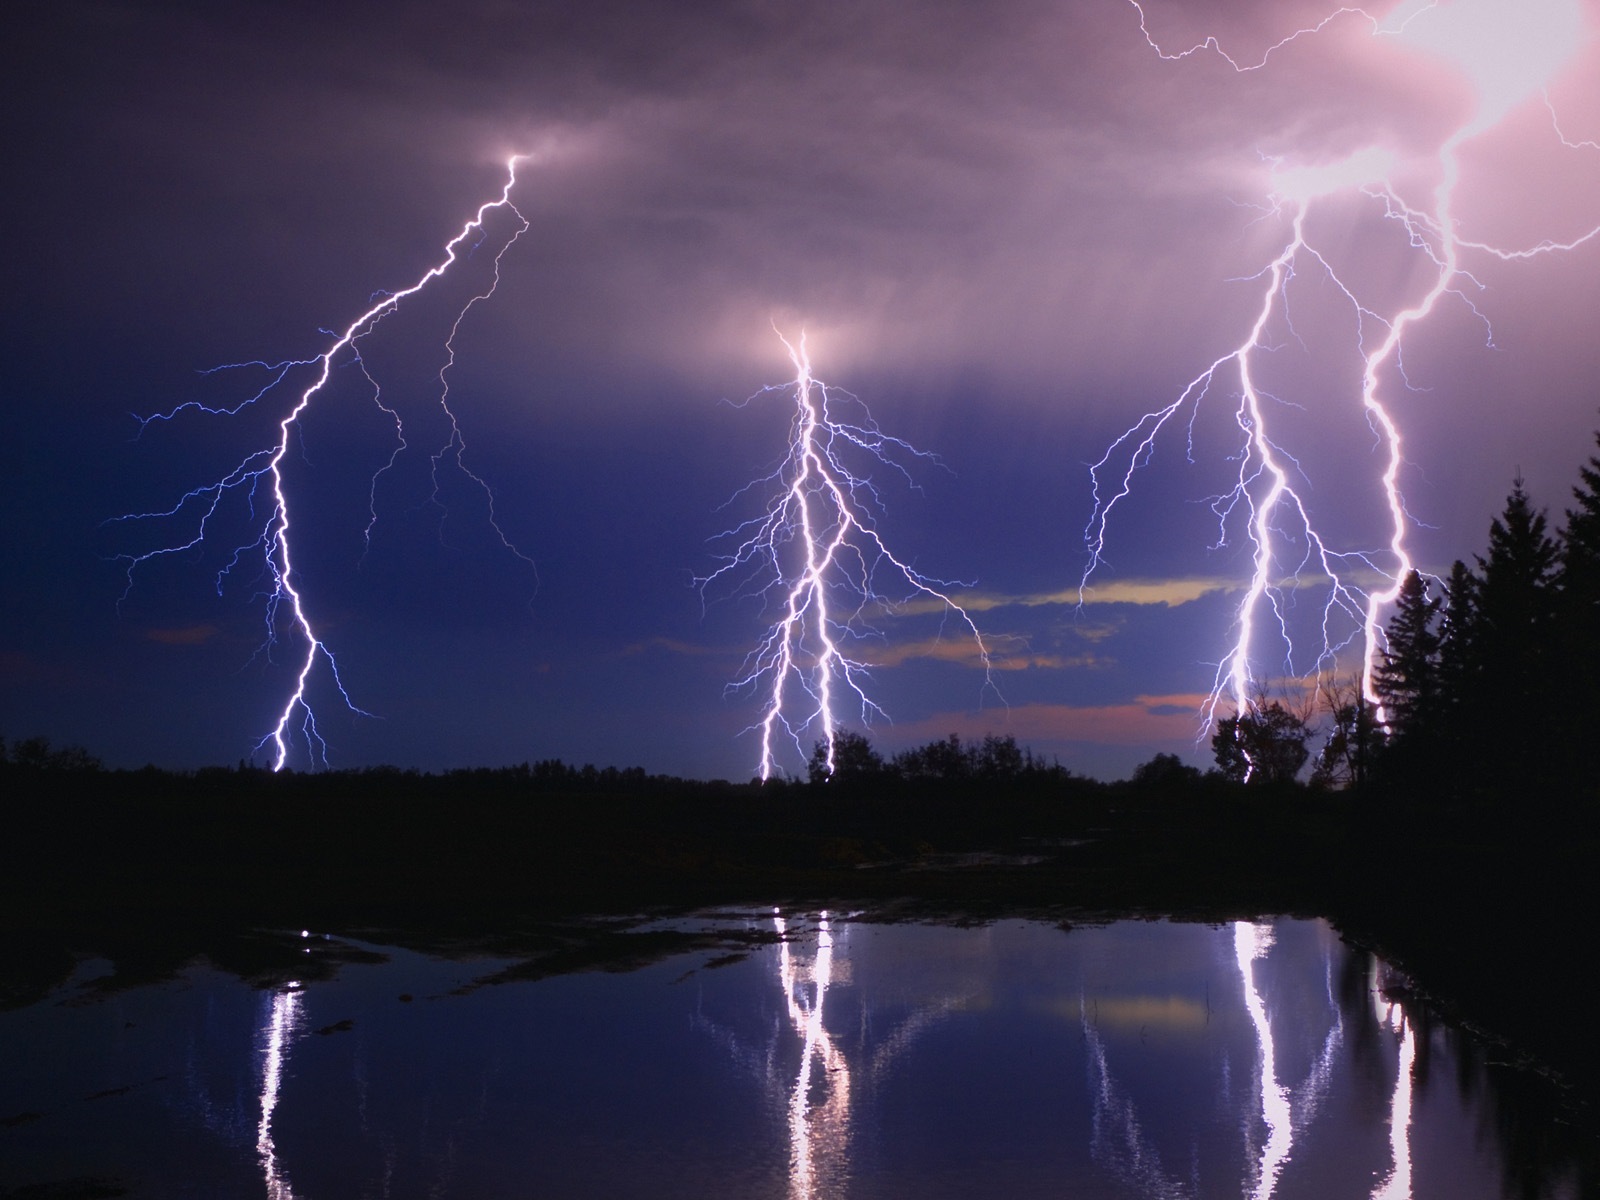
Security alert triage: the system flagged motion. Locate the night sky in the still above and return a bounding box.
[5,1,1597,781]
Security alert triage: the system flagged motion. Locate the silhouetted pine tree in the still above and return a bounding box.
[1367,570,1442,787]
[1373,570,1442,740]
[1434,559,1478,726]
[1373,438,1600,804]
[1382,558,1481,794]
[1553,430,1600,793]
[1561,429,1600,588]
[1467,479,1560,790]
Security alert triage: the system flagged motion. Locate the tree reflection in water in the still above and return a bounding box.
[710,915,1518,1200]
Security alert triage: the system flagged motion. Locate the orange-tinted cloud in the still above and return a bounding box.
[626,632,1107,673]
[1072,579,1240,607]
[861,636,1110,672]
[144,624,221,647]
[615,636,723,659]
[896,577,1240,619]
[890,695,1209,747]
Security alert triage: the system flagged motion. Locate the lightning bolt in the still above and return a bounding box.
[108,156,534,770]
[1084,1,1598,758]
[701,331,997,781]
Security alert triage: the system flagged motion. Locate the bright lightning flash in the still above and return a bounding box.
[702,332,997,781]
[109,157,534,770]
[1084,1,1598,755]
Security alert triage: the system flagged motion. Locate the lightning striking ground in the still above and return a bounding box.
[1083,1,1598,762]
[109,157,533,770]
[702,332,997,781]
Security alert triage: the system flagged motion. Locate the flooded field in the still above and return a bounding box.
[0,914,1584,1199]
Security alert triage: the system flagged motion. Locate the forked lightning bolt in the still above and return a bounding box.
[109,156,533,770]
[702,332,996,781]
[1084,1,1598,759]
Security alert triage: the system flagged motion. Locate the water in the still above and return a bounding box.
[0,915,1584,1198]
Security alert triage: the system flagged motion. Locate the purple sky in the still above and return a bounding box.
[5,0,1598,779]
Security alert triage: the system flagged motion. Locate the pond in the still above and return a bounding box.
[0,914,1584,1198]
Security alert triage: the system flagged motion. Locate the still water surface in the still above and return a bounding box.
[0,914,1581,1198]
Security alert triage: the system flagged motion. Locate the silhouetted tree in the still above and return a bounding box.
[1476,479,1559,668]
[1552,428,1600,788]
[887,733,1041,785]
[1471,479,1560,785]
[1373,570,1442,742]
[972,734,1025,780]
[1311,677,1384,789]
[7,735,102,773]
[1434,559,1478,730]
[1559,425,1600,605]
[1212,701,1309,784]
[1376,465,1598,799]
[808,731,885,785]
[891,734,971,781]
[1131,752,1202,788]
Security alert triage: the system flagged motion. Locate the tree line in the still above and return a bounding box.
[1370,429,1600,799]
[1214,424,1600,802]
[805,730,1075,787]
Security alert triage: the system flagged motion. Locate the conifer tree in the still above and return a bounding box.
[1553,428,1600,788]
[1435,558,1478,722]
[1562,427,1600,572]
[1373,437,1600,801]
[1373,570,1441,741]
[1557,431,1600,667]
[1474,478,1559,699]
[1467,479,1561,787]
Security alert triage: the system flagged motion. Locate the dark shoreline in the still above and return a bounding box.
[4,767,1596,1137]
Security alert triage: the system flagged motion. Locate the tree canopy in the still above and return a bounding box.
[1211,701,1309,784]
[1365,443,1600,803]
